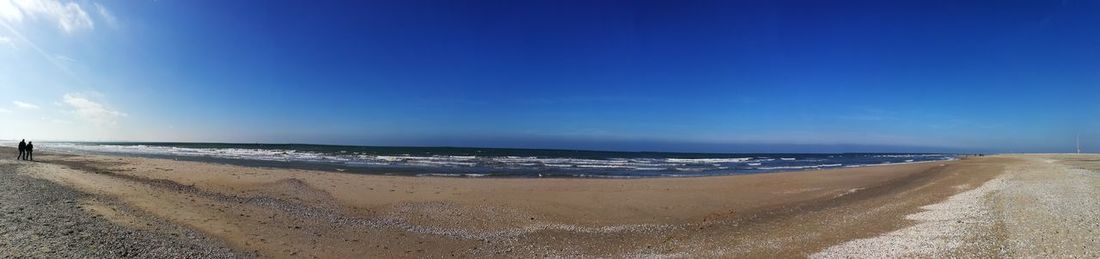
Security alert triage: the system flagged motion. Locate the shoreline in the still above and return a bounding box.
[2,147,1005,257]
[20,146,957,179]
[9,148,1097,257]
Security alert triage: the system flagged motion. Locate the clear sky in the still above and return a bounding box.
[0,0,1098,153]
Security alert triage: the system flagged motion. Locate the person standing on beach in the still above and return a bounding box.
[25,142,33,161]
[17,139,25,160]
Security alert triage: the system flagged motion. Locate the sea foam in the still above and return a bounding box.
[27,142,956,178]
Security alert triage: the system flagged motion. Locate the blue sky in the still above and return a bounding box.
[1,0,1098,153]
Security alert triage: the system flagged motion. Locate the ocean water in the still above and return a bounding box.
[20,142,955,178]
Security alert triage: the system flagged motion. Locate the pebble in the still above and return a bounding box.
[0,160,252,258]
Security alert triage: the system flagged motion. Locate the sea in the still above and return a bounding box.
[15,142,956,178]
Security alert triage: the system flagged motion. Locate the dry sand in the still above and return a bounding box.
[8,149,1100,258]
[815,154,1100,258]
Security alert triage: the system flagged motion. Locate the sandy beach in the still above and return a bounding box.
[2,149,1099,257]
[4,0,1095,257]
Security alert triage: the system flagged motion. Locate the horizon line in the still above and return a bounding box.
[0,139,976,155]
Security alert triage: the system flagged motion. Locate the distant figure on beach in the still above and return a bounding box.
[17,139,26,160]
[26,142,33,161]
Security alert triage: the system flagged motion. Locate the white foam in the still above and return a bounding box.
[665,157,752,163]
[38,143,955,177]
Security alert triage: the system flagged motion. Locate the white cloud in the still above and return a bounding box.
[55,2,91,33]
[93,3,115,29]
[62,94,125,125]
[0,0,24,22]
[41,116,69,124]
[50,53,78,72]
[0,108,11,113]
[0,35,12,48]
[0,0,95,33]
[12,100,38,109]
[53,53,74,62]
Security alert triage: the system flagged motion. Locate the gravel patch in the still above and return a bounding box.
[996,157,1100,257]
[0,160,251,258]
[811,175,1008,258]
[814,155,1100,257]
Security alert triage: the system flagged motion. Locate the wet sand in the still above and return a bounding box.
[13,148,1099,257]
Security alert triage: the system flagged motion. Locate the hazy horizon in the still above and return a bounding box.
[2,0,1098,153]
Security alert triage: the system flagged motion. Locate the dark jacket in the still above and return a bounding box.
[17,141,25,151]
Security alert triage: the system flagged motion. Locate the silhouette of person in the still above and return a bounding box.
[17,139,25,160]
[26,142,33,161]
